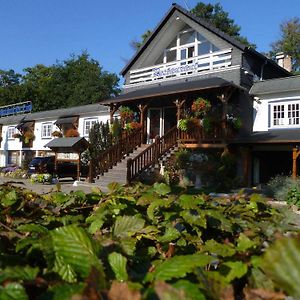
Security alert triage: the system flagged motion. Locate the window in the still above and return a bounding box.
[7,126,15,139]
[273,105,285,126]
[41,123,52,138]
[161,28,219,64]
[271,101,300,128]
[84,119,98,136]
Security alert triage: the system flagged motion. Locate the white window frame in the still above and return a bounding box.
[41,122,53,139]
[83,118,98,136]
[270,100,300,128]
[7,126,15,140]
[162,28,219,64]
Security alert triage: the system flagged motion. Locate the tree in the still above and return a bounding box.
[0,52,121,112]
[131,2,255,51]
[270,17,300,73]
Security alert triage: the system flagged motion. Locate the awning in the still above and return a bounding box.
[54,116,78,126]
[44,137,89,153]
[100,77,243,105]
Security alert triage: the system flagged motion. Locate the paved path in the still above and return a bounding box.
[0,176,110,194]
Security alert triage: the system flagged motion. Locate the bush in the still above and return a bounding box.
[266,175,300,201]
[30,173,52,183]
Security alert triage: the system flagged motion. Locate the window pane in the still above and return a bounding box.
[166,50,176,62]
[198,41,210,55]
[167,36,177,48]
[180,31,195,45]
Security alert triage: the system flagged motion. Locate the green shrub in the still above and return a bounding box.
[266,175,300,201]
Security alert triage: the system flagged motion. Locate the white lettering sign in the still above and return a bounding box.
[153,63,199,78]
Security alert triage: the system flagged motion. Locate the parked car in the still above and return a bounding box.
[28,156,88,179]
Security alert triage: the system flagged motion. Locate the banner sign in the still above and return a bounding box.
[153,63,199,78]
[0,101,32,118]
[57,153,79,160]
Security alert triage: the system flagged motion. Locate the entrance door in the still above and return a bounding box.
[147,108,162,143]
[147,107,177,143]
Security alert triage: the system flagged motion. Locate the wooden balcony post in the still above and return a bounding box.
[138,104,148,144]
[110,103,120,124]
[174,99,186,123]
[292,147,300,179]
[241,147,252,187]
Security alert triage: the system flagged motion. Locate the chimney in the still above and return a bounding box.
[275,52,292,72]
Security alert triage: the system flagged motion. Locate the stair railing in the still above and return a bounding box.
[89,128,142,182]
[127,126,178,183]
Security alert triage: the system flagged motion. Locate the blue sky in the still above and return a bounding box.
[0,0,299,78]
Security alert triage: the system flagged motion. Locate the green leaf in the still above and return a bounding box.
[0,283,29,300]
[223,261,248,283]
[236,233,257,252]
[203,240,236,257]
[180,210,206,228]
[152,254,213,281]
[173,280,206,300]
[108,252,128,281]
[178,194,204,209]
[113,215,145,238]
[46,283,85,300]
[51,225,105,285]
[153,183,171,196]
[157,226,181,243]
[0,265,39,283]
[17,224,48,234]
[147,199,172,221]
[53,255,77,283]
[1,190,18,207]
[154,281,190,300]
[262,237,300,298]
[120,238,137,256]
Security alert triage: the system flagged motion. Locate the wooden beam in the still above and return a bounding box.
[110,103,120,124]
[292,147,300,179]
[138,104,148,144]
[182,143,227,149]
[173,99,186,122]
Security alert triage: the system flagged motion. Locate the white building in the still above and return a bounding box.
[0,103,110,167]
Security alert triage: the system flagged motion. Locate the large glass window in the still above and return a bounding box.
[84,118,98,136]
[41,123,52,138]
[288,103,300,125]
[162,27,219,64]
[273,105,285,126]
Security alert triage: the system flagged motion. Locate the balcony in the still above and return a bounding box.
[125,48,232,87]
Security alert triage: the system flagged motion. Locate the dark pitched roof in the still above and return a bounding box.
[250,75,300,96]
[100,77,242,105]
[0,103,109,125]
[44,137,89,152]
[121,3,290,77]
[234,129,300,144]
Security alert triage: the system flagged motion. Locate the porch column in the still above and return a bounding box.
[218,87,235,140]
[241,147,252,187]
[292,146,300,179]
[110,103,120,124]
[174,99,186,123]
[138,104,148,144]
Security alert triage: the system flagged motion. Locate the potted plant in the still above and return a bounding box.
[191,97,211,118]
[119,106,134,124]
[227,114,242,130]
[52,130,63,138]
[23,130,35,144]
[65,128,79,137]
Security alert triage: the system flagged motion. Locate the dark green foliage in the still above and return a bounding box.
[286,188,300,208]
[0,52,120,112]
[0,183,298,299]
[191,2,255,48]
[270,17,300,73]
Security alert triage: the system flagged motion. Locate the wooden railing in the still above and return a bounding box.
[127,126,178,183]
[89,128,142,181]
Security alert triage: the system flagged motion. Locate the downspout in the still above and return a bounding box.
[260,59,268,81]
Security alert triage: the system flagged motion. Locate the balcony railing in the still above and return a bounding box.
[126,48,232,86]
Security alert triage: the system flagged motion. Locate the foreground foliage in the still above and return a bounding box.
[0,182,299,299]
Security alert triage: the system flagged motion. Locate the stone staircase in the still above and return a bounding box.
[94,144,150,190]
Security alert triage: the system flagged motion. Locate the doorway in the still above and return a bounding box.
[147,107,177,143]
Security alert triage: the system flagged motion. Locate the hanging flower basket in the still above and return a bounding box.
[52,131,63,138]
[119,106,134,124]
[65,128,79,137]
[191,97,211,118]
